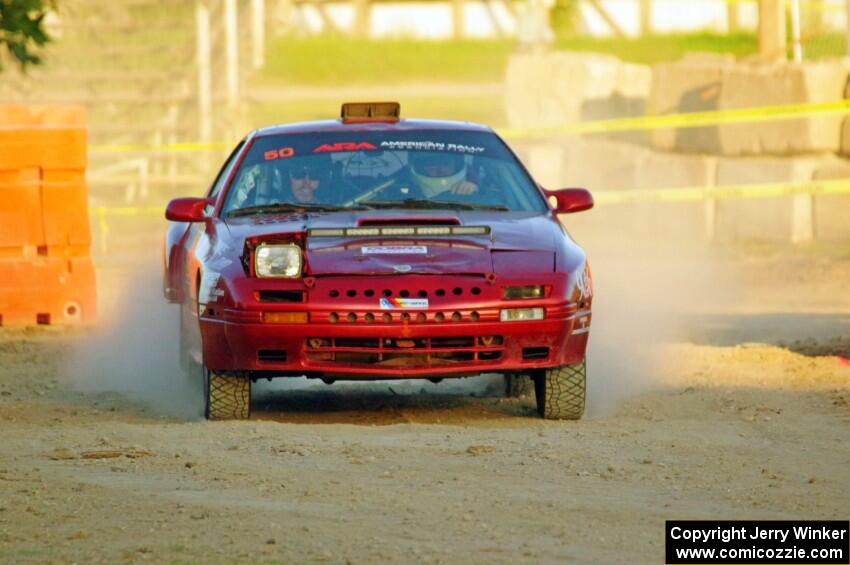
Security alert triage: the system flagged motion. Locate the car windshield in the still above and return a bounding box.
[221,129,547,216]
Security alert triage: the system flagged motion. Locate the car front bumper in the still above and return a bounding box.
[199,306,591,378]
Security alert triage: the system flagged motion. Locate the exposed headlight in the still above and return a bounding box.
[503,285,545,300]
[255,244,302,278]
[500,307,544,322]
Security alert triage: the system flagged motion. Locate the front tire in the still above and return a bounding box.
[205,369,251,420]
[534,361,586,420]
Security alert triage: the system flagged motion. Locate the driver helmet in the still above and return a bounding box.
[286,154,333,186]
[409,152,466,198]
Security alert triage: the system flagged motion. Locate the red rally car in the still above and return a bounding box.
[164,103,594,421]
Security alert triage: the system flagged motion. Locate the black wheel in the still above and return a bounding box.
[503,374,534,398]
[533,361,586,420]
[204,368,251,421]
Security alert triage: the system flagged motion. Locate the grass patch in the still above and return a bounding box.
[803,32,846,59]
[259,32,849,88]
[258,33,764,87]
[260,36,514,85]
[554,32,758,64]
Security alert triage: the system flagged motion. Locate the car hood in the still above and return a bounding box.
[223,211,561,275]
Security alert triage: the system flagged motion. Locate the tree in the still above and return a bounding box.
[0,0,53,70]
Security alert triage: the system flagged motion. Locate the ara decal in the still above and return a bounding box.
[313,142,377,153]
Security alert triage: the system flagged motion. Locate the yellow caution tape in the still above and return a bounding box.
[723,0,843,11]
[594,177,850,205]
[88,100,850,153]
[601,0,843,11]
[90,206,164,216]
[87,178,850,222]
[89,142,230,153]
[498,99,850,140]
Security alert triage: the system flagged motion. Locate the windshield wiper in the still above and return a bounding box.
[365,199,509,212]
[227,202,367,217]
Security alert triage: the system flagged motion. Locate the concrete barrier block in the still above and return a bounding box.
[714,157,822,241]
[838,116,850,157]
[561,139,650,192]
[680,53,738,66]
[634,151,717,190]
[812,157,850,241]
[629,152,718,241]
[718,61,850,155]
[525,143,565,189]
[616,63,652,100]
[584,61,651,144]
[505,51,629,128]
[505,53,544,128]
[648,61,727,152]
[544,52,620,125]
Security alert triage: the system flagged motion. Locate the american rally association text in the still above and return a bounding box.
[670,525,848,544]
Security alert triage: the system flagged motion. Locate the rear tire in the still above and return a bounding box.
[534,361,586,420]
[204,369,251,420]
[503,374,533,398]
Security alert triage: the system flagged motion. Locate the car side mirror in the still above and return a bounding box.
[546,188,594,214]
[165,197,212,222]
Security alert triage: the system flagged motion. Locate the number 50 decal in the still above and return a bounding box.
[264,147,295,161]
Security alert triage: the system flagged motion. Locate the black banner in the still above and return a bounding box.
[666,521,849,564]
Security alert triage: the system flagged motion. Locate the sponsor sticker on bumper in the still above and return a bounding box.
[380,298,429,309]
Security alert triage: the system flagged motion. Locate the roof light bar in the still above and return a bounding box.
[308,226,490,238]
[341,102,401,124]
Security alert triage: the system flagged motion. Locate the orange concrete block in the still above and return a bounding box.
[41,169,91,255]
[65,257,97,324]
[0,168,42,254]
[0,257,96,326]
[0,128,87,170]
[0,105,87,170]
[0,105,96,326]
[0,105,85,127]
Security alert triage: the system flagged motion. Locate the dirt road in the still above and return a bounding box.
[0,243,848,563]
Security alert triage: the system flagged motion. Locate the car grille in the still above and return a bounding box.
[305,336,504,367]
[313,309,499,324]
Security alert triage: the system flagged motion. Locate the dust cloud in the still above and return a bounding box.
[65,268,202,420]
[579,211,737,417]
